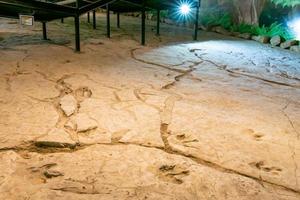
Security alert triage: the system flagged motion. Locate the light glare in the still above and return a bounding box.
[288,18,300,40]
[180,4,191,15]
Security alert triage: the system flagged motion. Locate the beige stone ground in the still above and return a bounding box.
[0,13,300,199]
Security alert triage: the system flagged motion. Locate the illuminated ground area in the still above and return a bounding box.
[0,14,300,199]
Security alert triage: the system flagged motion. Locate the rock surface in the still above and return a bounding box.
[252,35,270,43]
[0,16,299,199]
[213,26,231,35]
[280,40,299,49]
[238,33,252,40]
[69,113,98,133]
[291,45,300,53]
[270,35,281,46]
[59,94,77,117]
[35,128,76,148]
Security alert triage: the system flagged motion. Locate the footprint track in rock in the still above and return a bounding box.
[244,129,265,141]
[75,87,92,102]
[249,161,282,175]
[176,133,199,144]
[158,164,190,184]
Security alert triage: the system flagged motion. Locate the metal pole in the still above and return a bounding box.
[87,12,90,23]
[106,4,110,38]
[156,9,160,36]
[75,16,80,52]
[141,1,146,45]
[61,18,64,23]
[42,22,47,40]
[75,0,80,52]
[93,10,96,29]
[117,12,120,28]
[194,0,200,41]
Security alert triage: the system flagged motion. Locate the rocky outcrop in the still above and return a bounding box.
[280,40,299,49]
[291,45,300,52]
[270,35,281,46]
[238,33,252,39]
[252,35,270,43]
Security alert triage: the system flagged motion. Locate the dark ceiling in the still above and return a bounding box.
[0,0,199,21]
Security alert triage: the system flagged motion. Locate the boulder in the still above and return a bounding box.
[214,26,231,36]
[231,32,240,37]
[238,33,252,40]
[270,35,281,46]
[290,45,300,53]
[251,35,270,44]
[280,40,299,49]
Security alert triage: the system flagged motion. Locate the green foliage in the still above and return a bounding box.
[270,0,300,7]
[231,22,294,40]
[199,8,233,29]
[258,23,294,40]
[231,23,256,34]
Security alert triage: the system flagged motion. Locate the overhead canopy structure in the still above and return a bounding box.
[0,0,200,51]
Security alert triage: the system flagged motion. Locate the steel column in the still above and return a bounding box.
[106,4,110,38]
[42,22,47,40]
[61,18,64,23]
[193,0,200,41]
[156,9,160,36]
[75,0,80,52]
[117,12,120,28]
[87,12,90,23]
[75,16,80,52]
[141,1,146,45]
[93,10,96,29]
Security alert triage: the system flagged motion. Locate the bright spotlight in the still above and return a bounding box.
[179,4,191,15]
[288,17,300,40]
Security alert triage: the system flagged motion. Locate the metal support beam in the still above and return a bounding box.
[75,16,80,52]
[61,18,64,23]
[117,12,120,28]
[193,0,200,41]
[106,4,110,38]
[156,9,160,36]
[42,22,47,40]
[87,12,90,23]
[0,0,77,16]
[79,0,117,14]
[141,1,146,45]
[75,0,80,52]
[93,10,96,29]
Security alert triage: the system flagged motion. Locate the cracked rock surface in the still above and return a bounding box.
[0,16,300,199]
[60,94,77,117]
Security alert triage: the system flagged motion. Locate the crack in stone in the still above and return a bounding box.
[130,48,204,90]
[127,47,300,193]
[1,44,300,197]
[133,88,162,111]
[130,48,188,73]
[190,49,300,89]
[3,61,31,91]
[282,101,299,190]
[282,102,300,139]
[162,61,203,89]
[1,140,300,195]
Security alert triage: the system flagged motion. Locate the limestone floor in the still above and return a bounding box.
[0,14,300,199]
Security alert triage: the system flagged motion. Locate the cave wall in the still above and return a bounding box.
[201,0,267,25]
